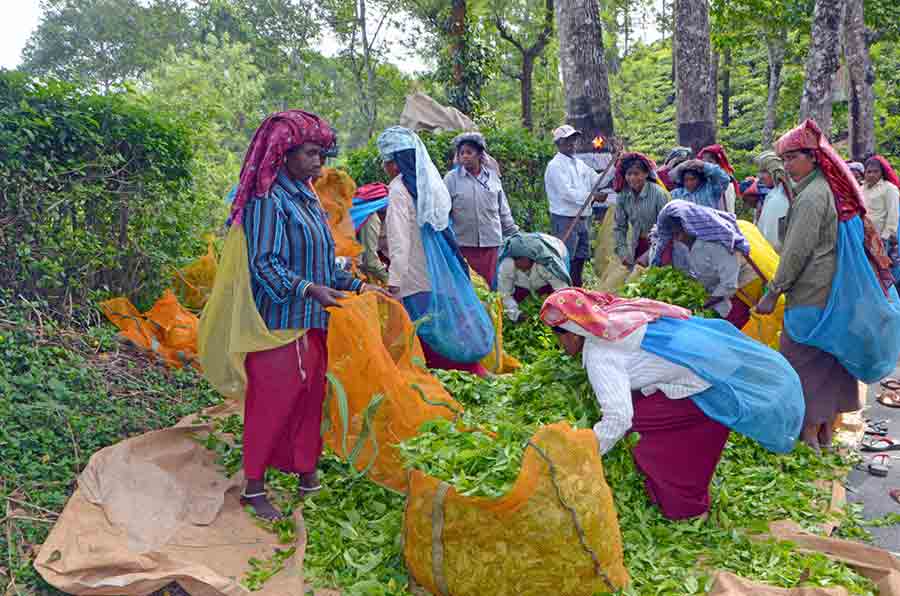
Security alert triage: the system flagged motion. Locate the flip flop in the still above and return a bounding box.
[866,420,890,436]
[881,378,900,391]
[890,489,900,505]
[861,437,900,452]
[869,454,891,477]
[877,390,900,409]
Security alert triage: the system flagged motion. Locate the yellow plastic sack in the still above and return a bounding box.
[469,267,522,374]
[595,256,644,293]
[404,423,629,595]
[314,167,363,259]
[173,236,218,310]
[735,221,785,349]
[197,225,304,400]
[592,204,617,280]
[323,292,463,492]
[100,290,199,369]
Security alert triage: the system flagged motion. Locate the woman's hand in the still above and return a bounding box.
[306,284,347,308]
[754,290,779,315]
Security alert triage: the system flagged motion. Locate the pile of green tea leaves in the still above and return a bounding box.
[621,266,717,317]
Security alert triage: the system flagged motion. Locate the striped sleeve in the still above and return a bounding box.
[244,197,308,303]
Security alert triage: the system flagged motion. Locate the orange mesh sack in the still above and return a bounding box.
[323,292,462,492]
[314,167,363,259]
[100,290,199,368]
[735,221,785,349]
[173,236,218,310]
[403,423,629,595]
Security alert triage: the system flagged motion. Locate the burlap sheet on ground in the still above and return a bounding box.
[34,421,307,596]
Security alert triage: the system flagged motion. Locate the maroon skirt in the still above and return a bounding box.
[420,338,489,378]
[512,285,555,303]
[630,390,730,520]
[460,246,500,288]
[243,330,328,480]
[725,297,751,329]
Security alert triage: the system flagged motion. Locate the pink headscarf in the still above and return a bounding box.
[539,288,690,341]
[228,110,336,227]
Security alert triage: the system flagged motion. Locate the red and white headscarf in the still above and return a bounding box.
[228,110,336,227]
[612,152,659,193]
[775,119,892,292]
[540,288,690,341]
[698,144,741,197]
[867,155,900,189]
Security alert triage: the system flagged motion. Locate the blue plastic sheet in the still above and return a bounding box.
[642,316,804,454]
[784,216,900,383]
[350,197,389,232]
[403,224,495,363]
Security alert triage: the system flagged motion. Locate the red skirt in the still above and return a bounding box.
[725,297,751,329]
[630,390,730,520]
[420,338,489,378]
[243,330,328,480]
[460,246,499,288]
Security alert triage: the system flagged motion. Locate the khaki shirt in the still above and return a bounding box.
[614,181,669,260]
[770,169,837,308]
[385,176,431,298]
[358,214,388,283]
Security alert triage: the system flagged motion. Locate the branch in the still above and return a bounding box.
[370,0,400,47]
[526,0,555,58]
[494,14,526,54]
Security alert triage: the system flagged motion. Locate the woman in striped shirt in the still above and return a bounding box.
[226,111,384,520]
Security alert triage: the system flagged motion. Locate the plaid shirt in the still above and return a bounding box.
[244,170,363,330]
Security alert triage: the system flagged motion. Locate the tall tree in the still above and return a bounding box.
[493,0,555,130]
[799,0,845,136]
[555,0,615,149]
[674,0,716,151]
[844,0,874,159]
[720,47,732,127]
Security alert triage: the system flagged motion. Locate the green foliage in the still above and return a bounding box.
[0,299,222,594]
[0,71,207,319]
[343,127,557,231]
[622,266,716,317]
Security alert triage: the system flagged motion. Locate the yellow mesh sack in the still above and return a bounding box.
[197,225,304,400]
[173,235,218,310]
[323,292,462,492]
[314,167,363,259]
[100,290,200,369]
[592,203,617,280]
[403,423,629,595]
[735,221,785,349]
[468,267,522,374]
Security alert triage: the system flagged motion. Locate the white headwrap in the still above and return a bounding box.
[377,126,452,232]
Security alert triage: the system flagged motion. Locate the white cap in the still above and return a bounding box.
[552,125,581,143]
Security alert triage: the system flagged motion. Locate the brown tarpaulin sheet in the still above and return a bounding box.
[398,93,476,133]
[34,418,310,596]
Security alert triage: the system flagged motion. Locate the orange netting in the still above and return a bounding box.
[403,422,629,595]
[172,236,218,310]
[100,290,199,369]
[324,292,462,492]
[314,167,363,259]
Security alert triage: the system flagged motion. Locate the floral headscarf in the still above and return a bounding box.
[228,110,336,227]
[539,288,690,341]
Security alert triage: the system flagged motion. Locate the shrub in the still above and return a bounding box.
[342,127,558,232]
[0,71,205,322]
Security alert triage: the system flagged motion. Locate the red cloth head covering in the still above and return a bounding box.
[228,110,336,227]
[698,144,740,197]
[866,155,900,189]
[613,152,659,193]
[539,288,690,341]
[776,119,893,292]
[698,144,734,175]
[354,182,390,201]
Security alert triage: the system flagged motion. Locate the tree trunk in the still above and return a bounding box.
[844,0,875,160]
[762,29,786,146]
[521,54,535,130]
[556,0,615,150]
[799,0,845,137]
[448,0,468,112]
[710,48,720,133]
[721,47,731,128]
[674,0,716,151]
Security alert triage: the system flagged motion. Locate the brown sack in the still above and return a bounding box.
[34,422,306,596]
[710,571,848,595]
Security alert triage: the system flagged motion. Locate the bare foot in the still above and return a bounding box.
[241,492,283,521]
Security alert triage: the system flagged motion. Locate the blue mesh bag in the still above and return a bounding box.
[784,216,900,383]
[642,316,804,454]
[403,223,495,363]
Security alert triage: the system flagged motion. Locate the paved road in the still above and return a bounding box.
[845,379,900,553]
